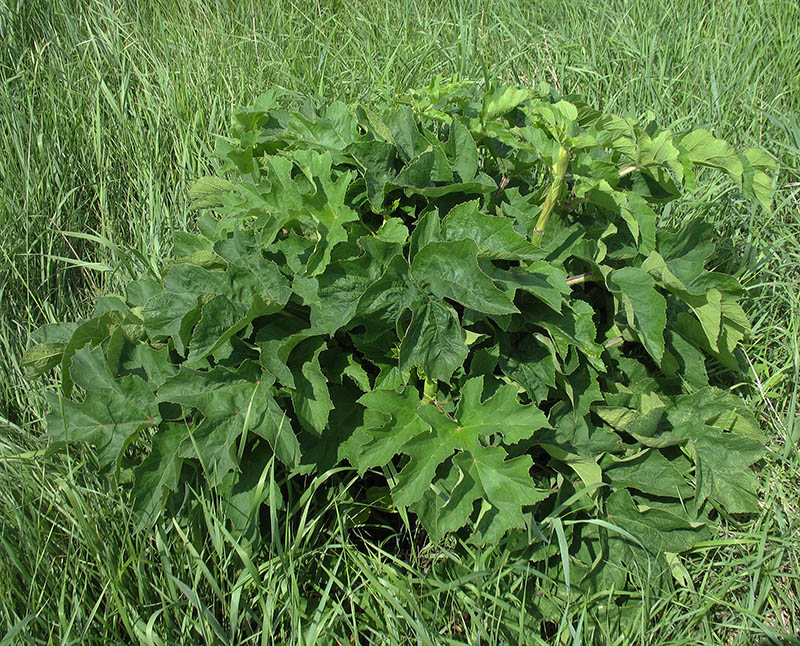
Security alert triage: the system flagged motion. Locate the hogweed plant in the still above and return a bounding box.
[24,80,774,599]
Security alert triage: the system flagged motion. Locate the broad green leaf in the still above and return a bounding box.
[447,116,478,182]
[343,364,373,398]
[441,200,539,260]
[627,193,657,256]
[454,377,549,445]
[142,290,200,356]
[47,346,160,475]
[719,298,751,355]
[579,180,642,245]
[405,175,496,198]
[93,295,129,316]
[173,231,215,258]
[298,383,365,474]
[641,250,689,294]
[353,104,394,142]
[142,263,231,356]
[447,448,546,543]
[243,156,305,238]
[678,129,743,185]
[399,300,469,383]
[399,394,549,537]
[288,337,334,436]
[543,401,622,457]
[500,187,540,237]
[186,295,242,365]
[662,329,708,388]
[608,267,666,365]
[131,423,185,529]
[468,343,500,380]
[740,148,775,211]
[558,363,602,417]
[553,99,578,123]
[483,86,530,121]
[189,176,237,210]
[159,365,299,482]
[540,443,603,490]
[685,289,722,352]
[346,387,430,471]
[288,101,357,151]
[385,106,430,161]
[118,344,179,387]
[401,379,536,501]
[594,403,683,449]
[408,210,442,260]
[60,310,126,397]
[376,217,409,244]
[274,231,316,275]
[294,151,359,274]
[655,220,716,291]
[412,239,518,315]
[31,321,79,345]
[683,425,764,514]
[499,334,556,403]
[255,316,312,389]
[658,388,764,512]
[309,238,401,334]
[353,376,550,541]
[486,261,569,313]
[345,140,397,209]
[607,489,707,557]
[410,460,473,542]
[162,263,228,296]
[420,132,455,183]
[170,249,226,271]
[605,450,692,499]
[594,113,637,156]
[214,229,292,308]
[188,294,280,367]
[637,129,683,184]
[358,254,423,323]
[694,445,761,514]
[21,343,65,375]
[525,299,603,363]
[218,448,279,545]
[393,150,438,188]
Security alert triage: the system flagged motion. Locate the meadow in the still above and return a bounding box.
[1,0,799,643]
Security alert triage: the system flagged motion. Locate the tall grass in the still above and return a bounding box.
[1,0,799,642]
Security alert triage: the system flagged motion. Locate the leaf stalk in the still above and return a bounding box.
[422,378,438,405]
[565,272,600,286]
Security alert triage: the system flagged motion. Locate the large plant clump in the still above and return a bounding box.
[25,80,773,588]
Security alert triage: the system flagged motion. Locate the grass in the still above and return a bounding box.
[1,0,799,642]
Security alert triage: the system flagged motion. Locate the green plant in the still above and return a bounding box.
[23,80,774,591]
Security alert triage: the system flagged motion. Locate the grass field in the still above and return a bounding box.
[1,0,799,643]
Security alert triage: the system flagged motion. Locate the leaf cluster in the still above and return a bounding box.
[24,80,773,585]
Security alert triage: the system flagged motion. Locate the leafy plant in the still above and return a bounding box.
[24,80,773,589]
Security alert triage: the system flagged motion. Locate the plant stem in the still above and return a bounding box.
[565,272,600,286]
[532,146,570,246]
[422,378,437,404]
